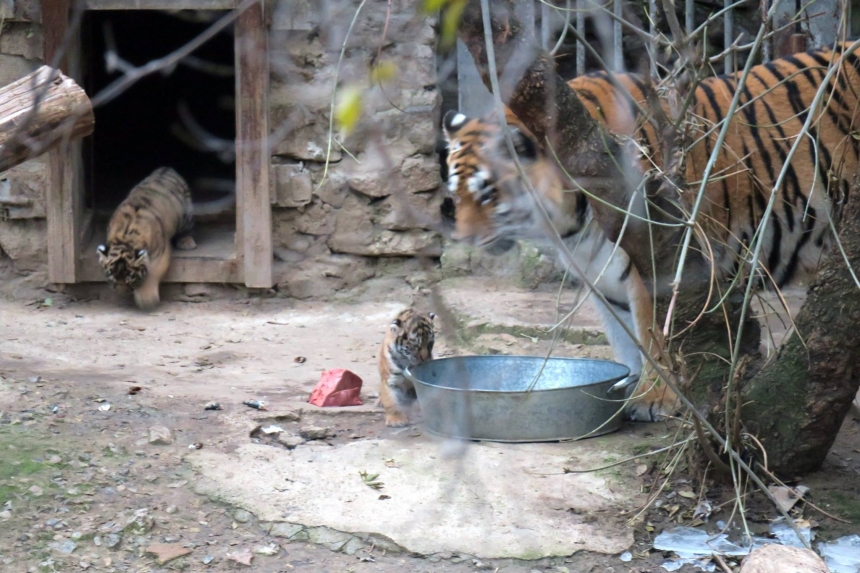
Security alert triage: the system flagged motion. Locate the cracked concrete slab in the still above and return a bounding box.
[190,431,650,559]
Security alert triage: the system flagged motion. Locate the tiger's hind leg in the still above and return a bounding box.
[378,375,416,427]
[174,209,196,251]
[175,235,197,251]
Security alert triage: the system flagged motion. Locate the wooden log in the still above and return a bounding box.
[0,66,94,173]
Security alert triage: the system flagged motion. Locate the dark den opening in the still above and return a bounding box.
[83,10,236,213]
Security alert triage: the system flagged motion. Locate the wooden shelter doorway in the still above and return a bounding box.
[44,1,272,288]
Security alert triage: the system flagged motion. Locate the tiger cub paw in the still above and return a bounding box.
[625,381,681,422]
[176,236,197,251]
[383,411,411,427]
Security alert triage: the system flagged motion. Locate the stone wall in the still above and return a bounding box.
[0,4,47,274]
[268,0,446,298]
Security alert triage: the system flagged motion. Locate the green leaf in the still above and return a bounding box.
[421,0,450,14]
[370,61,398,84]
[440,0,467,50]
[334,86,363,137]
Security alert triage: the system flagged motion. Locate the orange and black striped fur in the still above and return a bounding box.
[378,308,435,427]
[97,167,196,310]
[443,43,860,421]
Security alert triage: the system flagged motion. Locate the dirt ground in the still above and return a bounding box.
[1,274,858,573]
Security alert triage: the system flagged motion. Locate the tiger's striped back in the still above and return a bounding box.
[445,42,860,288]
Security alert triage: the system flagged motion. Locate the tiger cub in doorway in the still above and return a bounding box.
[378,308,436,427]
[97,167,196,310]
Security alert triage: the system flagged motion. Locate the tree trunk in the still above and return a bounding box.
[0,66,94,172]
[455,0,860,477]
[740,183,860,476]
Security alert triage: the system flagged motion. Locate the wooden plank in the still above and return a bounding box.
[79,255,242,283]
[85,0,237,9]
[235,0,272,288]
[43,0,78,284]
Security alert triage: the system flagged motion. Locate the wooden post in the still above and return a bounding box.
[0,66,94,172]
[235,0,272,289]
[43,0,80,285]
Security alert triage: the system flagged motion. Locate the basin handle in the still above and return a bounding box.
[607,375,638,395]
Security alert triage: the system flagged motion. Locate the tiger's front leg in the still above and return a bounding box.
[623,270,681,422]
[133,249,171,311]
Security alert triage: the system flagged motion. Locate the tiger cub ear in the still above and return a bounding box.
[97,245,108,262]
[428,312,436,320]
[443,110,469,139]
[134,249,149,264]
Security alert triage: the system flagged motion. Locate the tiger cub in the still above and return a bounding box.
[378,308,436,427]
[97,167,196,310]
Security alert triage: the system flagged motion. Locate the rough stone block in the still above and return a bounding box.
[0,54,37,89]
[377,190,442,232]
[0,22,42,59]
[0,156,47,219]
[271,123,340,162]
[0,219,46,271]
[329,228,442,257]
[271,163,313,207]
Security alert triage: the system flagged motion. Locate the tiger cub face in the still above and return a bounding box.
[97,243,150,291]
[442,110,564,254]
[384,308,436,370]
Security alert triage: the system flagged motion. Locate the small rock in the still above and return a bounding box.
[619,552,632,562]
[124,509,154,535]
[47,455,62,464]
[70,532,83,540]
[299,425,330,441]
[202,555,214,565]
[204,402,222,411]
[54,540,77,554]
[0,510,11,520]
[148,426,173,445]
[233,509,252,523]
[275,435,305,449]
[252,544,279,556]
[103,533,122,550]
[342,537,365,556]
[29,485,43,496]
[227,548,253,566]
[165,505,178,515]
[307,527,351,551]
[145,542,192,565]
[740,545,829,573]
[269,523,304,539]
[28,376,41,383]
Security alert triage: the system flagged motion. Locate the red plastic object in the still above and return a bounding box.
[308,369,363,407]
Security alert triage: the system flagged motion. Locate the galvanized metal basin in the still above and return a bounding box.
[405,355,632,442]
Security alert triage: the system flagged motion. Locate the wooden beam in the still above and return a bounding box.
[79,255,242,284]
[0,66,94,172]
[235,0,272,288]
[43,0,79,284]
[85,0,238,8]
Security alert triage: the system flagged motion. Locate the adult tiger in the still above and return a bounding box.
[442,43,860,421]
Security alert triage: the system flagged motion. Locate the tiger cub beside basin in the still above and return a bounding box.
[378,308,436,427]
